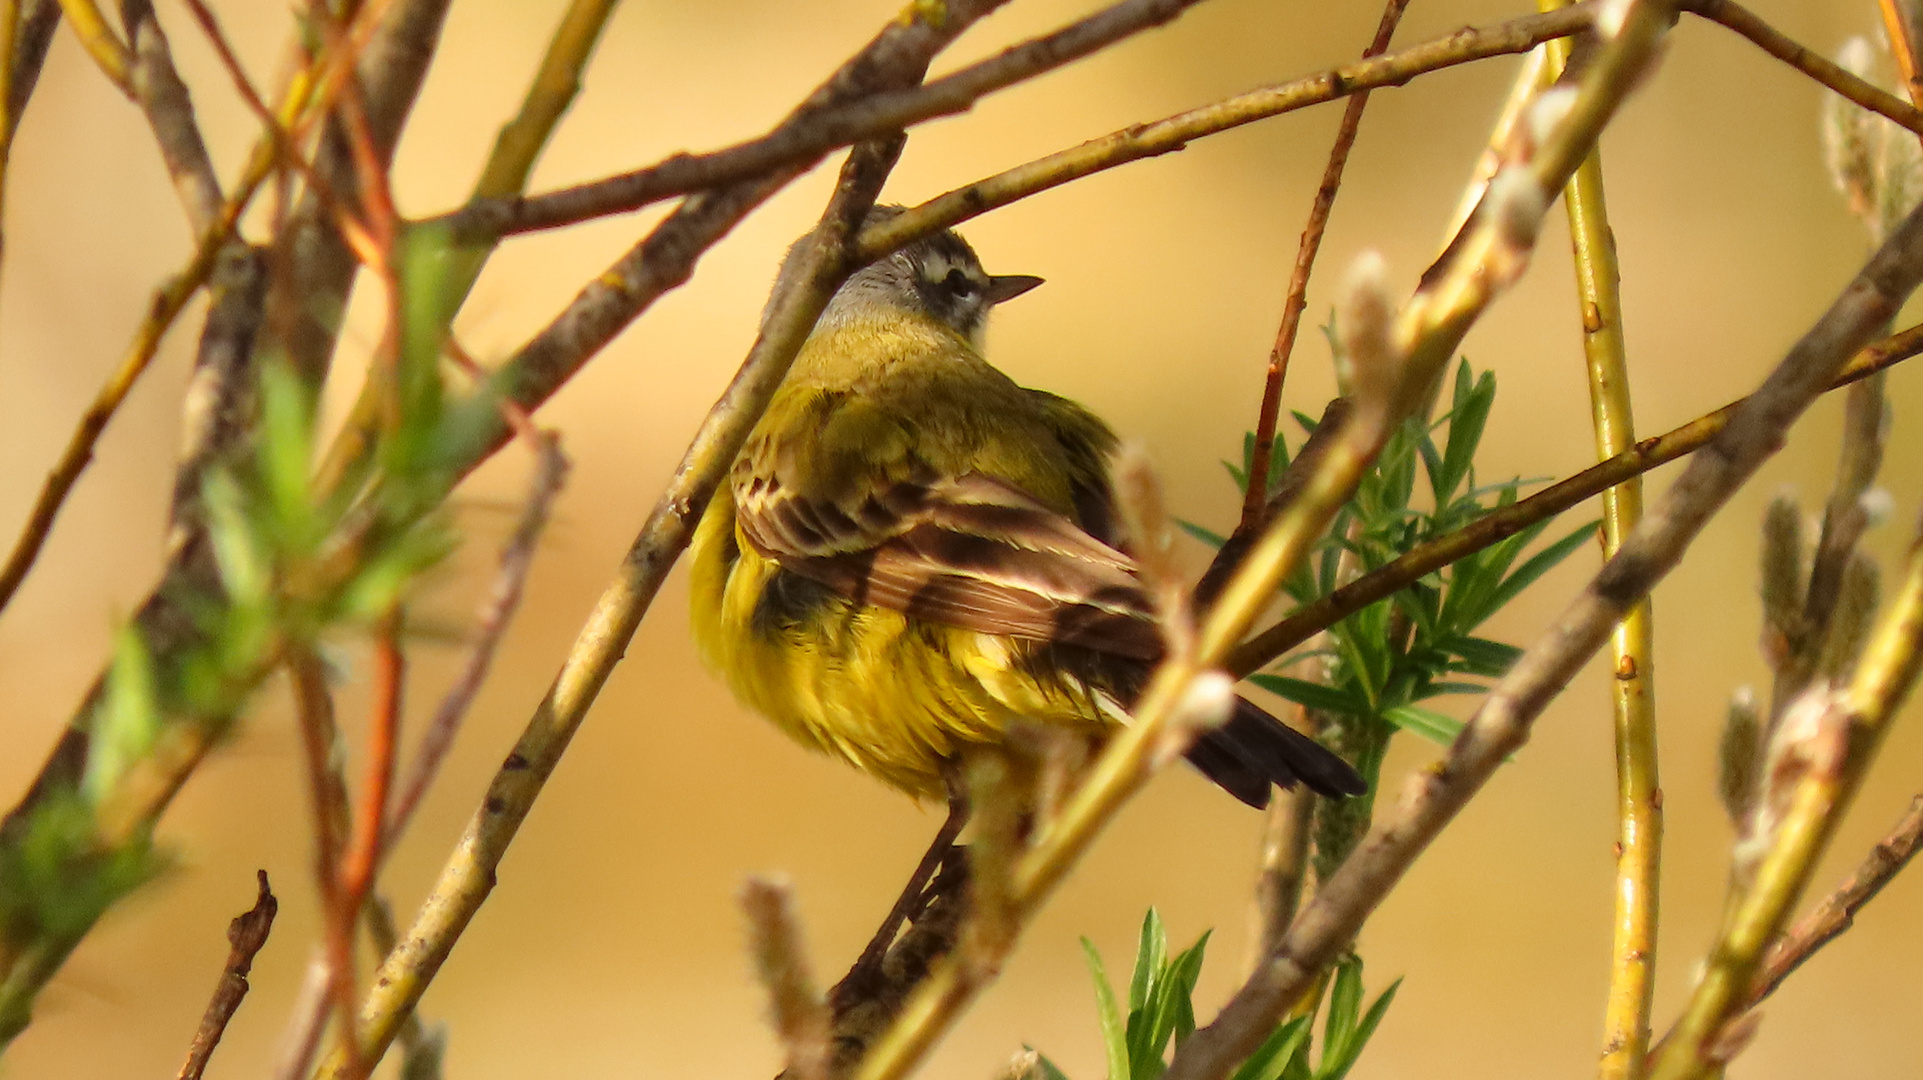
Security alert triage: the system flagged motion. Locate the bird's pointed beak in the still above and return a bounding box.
[984,274,1044,304]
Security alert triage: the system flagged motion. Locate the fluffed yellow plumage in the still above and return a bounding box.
[689,215,1363,806]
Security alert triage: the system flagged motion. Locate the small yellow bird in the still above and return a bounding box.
[689,214,1364,808]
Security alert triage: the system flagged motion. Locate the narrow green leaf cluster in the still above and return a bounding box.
[1184,360,1594,875]
[1042,911,1398,1080]
[1242,363,1595,747]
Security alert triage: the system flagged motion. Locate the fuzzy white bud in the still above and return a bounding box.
[1335,250,1398,407]
[1479,167,1548,294]
[1595,0,1635,40]
[1859,487,1894,527]
[1176,671,1237,731]
[1525,87,1578,153]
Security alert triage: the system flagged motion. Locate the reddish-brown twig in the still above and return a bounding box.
[288,652,362,1080]
[342,612,404,907]
[175,0,373,254]
[1241,0,1410,528]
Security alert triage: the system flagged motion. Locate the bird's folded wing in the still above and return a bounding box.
[737,466,1163,660]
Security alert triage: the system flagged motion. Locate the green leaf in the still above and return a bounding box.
[1420,681,1489,697]
[1150,931,1211,1062]
[1082,938,1131,1080]
[1178,520,1228,549]
[1416,429,1447,508]
[1477,521,1599,626]
[1381,704,1465,746]
[1249,675,1359,718]
[1322,957,1364,1063]
[1229,1017,1311,1080]
[0,791,166,941]
[1437,367,1495,505]
[1224,459,1249,490]
[1346,980,1402,1070]
[1316,975,1402,1080]
[1128,909,1167,1014]
[1124,911,1169,1076]
[1447,636,1524,677]
[85,624,162,806]
[200,469,273,613]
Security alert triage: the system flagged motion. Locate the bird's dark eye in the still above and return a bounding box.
[943,268,978,297]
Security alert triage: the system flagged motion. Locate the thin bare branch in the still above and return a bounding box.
[1681,0,1923,139]
[436,0,1218,242]
[856,4,1595,260]
[121,0,222,232]
[341,611,404,909]
[288,650,362,1079]
[1253,770,1316,960]
[275,0,453,384]
[1745,791,1923,1009]
[1242,0,1409,528]
[385,432,567,845]
[176,871,278,1080]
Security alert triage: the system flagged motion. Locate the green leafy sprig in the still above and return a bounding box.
[1028,910,1397,1080]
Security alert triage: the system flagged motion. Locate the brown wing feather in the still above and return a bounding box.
[738,472,1162,659]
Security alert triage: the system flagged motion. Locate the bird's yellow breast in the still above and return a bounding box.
[690,484,1115,799]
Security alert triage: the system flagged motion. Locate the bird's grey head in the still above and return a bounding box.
[770,208,1043,348]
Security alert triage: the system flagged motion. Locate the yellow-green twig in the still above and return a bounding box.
[53,0,131,96]
[470,0,618,203]
[1540,10,1662,1075]
[1438,43,1548,253]
[0,202,241,616]
[1647,532,1923,1080]
[1874,0,1923,140]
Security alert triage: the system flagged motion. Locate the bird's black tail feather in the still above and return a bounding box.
[1185,696,1367,807]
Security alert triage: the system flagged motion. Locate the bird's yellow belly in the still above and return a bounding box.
[690,495,1113,800]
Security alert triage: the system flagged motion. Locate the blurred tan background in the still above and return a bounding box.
[2,1,1920,1077]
